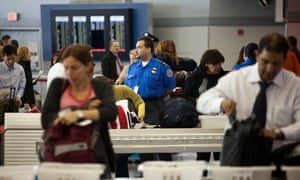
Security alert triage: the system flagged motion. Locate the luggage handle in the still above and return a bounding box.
[7,87,16,112]
[228,114,236,124]
[229,113,256,126]
[36,140,42,154]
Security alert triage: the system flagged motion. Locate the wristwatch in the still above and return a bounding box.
[76,110,85,122]
[274,129,285,140]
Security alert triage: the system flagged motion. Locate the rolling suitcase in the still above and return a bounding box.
[0,87,18,125]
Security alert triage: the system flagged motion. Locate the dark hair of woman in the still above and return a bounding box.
[235,45,245,65]
[61,45,92,65]
[199,49,225,71]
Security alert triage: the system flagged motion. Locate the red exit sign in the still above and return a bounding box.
[8,12,18,21]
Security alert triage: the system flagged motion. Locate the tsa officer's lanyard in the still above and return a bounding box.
[134,68,145,94]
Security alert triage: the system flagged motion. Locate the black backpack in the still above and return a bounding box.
[160,97,199,128]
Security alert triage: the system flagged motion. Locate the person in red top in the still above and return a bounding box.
[283,51,300,76]
[42,44,117,178]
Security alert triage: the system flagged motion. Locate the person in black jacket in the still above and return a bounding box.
[184,49,228,99]
[184,49,228,162]
[101,40,123,81]
[17,46,35,109]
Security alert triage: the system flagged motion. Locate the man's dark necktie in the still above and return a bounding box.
[252,81,272,128]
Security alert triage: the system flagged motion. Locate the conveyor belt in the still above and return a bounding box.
[110,128,223,153]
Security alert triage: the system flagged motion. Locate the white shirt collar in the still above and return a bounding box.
[246,63,284,87]
[142,61,149,67]
[1,61,15,70]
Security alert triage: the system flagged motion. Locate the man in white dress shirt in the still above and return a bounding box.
[197,32,300,150]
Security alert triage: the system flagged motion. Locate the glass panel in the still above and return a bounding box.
[72,16,87,45]
[90,16,105,52]
[110,15,125,52]
[55,16,69,51]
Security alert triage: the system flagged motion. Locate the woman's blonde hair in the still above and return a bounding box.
[129,48,138,62]
[17,46,30,62]
[129,49,137,56]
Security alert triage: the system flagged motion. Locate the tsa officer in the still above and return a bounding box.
[125,36,176,125]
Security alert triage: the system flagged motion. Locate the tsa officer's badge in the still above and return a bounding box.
[151,67,157,74]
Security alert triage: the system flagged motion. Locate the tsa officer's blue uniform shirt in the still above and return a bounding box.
[125,57,176,99]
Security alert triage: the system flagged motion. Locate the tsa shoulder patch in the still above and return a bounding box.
[166,69,173,77]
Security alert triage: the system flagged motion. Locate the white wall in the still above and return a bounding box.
[134,0,284,70]
[154,26,209,62]
[287,23,300,41]
[209,26,284,70]
[154,25,285,70]
[133,0,210,18]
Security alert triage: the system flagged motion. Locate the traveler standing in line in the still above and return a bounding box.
[17,46,35,108]
[232,42,258,70]
[1,35,11,47]
[234,45,246,66]
[102,40,123,81]
[11,39,19,49]
[115,49,139,85]
[183,49,228,161]
[283,51,300,76]
[184,49,228,100]
[288,35,300,63]
[48,45,95,90]
[0,45,26,124]
[49,52,61,68]
[155,40,196,72]
[47,50,65,90]
[155,40,197,89]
